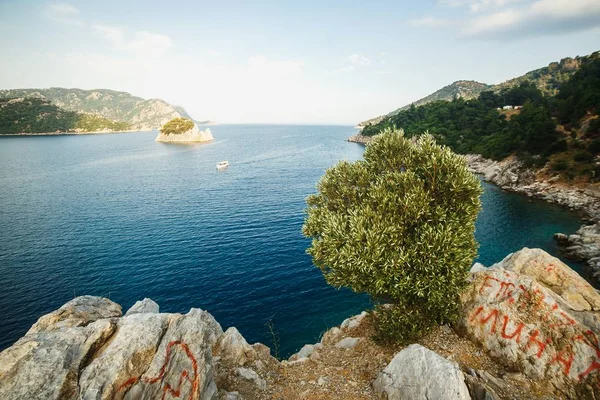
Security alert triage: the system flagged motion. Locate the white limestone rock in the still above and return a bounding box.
[125,298,159,316]
[373,344,470,400]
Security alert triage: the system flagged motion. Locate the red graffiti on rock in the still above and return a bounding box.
[117,340,199,400]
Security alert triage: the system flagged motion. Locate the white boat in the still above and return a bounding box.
[216,161,229,170]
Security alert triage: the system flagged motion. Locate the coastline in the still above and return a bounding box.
[0,129,146,136]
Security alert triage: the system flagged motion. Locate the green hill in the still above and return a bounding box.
[0,97,131,135]
[359,51,599,128]
[361,54,600,182]
[0,88,193,131]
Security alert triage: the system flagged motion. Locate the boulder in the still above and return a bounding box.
[457,248,600,397]
[235,368,266,391]
[0,319,116,400]
[214,327,256,367]
[27,295,121,334]
[125,298,159,316]
[373,344,470,400]
[335,337,361,349]
[0,297,221,400]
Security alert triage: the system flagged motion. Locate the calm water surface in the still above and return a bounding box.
[0,125,583,357]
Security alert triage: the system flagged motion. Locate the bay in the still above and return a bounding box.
[0,125,583,357]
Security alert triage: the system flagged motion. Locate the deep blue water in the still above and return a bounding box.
[0,125,584,357]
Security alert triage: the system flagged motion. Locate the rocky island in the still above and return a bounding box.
[1,248,599,399]
[155,117,214,143]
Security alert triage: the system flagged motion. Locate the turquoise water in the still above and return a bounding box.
[0,125,583,357]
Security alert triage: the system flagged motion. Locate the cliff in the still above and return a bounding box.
[1,248,599,399]
[0,88,194,131]
[155,123,214,143]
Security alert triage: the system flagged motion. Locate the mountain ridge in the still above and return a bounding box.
[359,51,599,127]
[0,87,194,131]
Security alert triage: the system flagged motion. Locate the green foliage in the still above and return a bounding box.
[74,114,131,132]
[160,118,195,134]
[303,130,482,343]
[361,84,560,162]
[555,57,600,125]
[0,98,131,134]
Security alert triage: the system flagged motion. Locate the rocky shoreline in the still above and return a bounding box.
[464,154,600,284]
[347,133,374,145]
[2,248,600,399]
[1,129,141,136]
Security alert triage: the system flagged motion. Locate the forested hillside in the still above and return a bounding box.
[0,88,192,131]
[360,51,598,128]
[0,98,131,134]
[361,56,600,182]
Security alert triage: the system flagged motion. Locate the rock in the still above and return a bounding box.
[335,337,361,349]
[310,350,321,361]
[111,308,219,400]
[457,248,600,397]
[155,123,214,143]
[555,222,600,285]
[221,391,243,400]
[297,344,314,359]
[373,344,470,400]
[79,313,170,399]
[125,298,159,316]
[495,248,600,311]
[464,374,500,400]
[317,376,329,386]
[27,295,121,334]
[214,327,256,367]
[321,327,342,344]
[0,297,221,400]
[347,134,374,145]
[471,262,487,273]
[235,368,266,390]
[0,319,116,400]
[341,311,368,330]
[188,308,224,346]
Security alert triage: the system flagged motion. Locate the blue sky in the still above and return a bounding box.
[0,0,598,124]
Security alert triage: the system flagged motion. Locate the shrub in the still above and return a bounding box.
[573,151,594,162]
[160,118,194,135]
[589,139,600,155]
[551,159,570,171]
[303,129,482,344]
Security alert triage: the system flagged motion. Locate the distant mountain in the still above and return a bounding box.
[0,88,193,131]
[0,97,131,135]
[359,51,599,127]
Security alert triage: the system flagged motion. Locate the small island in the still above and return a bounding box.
[155,117,214,143]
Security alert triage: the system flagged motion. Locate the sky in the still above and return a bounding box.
[0,0,599,124]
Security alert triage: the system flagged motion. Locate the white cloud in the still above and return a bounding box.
[438,0,523,12]
[462,0,600,38]
[46,3,82,25]
[410,16,454,27]
[93,25,172,58]
[348,54,371,67]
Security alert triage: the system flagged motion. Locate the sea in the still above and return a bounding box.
[0,125,584,357]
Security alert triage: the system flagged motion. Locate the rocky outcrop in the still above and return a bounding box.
[373,344,471,400]
[466,153,600,283]
[155,124,214,143]
[0,296,224,400]
[555,222,600,283]
[4,248,600,399]
[464,154,600,221]
[347,133,374,145]
[458,248,600,398]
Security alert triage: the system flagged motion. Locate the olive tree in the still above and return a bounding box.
[303,129,482,343]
